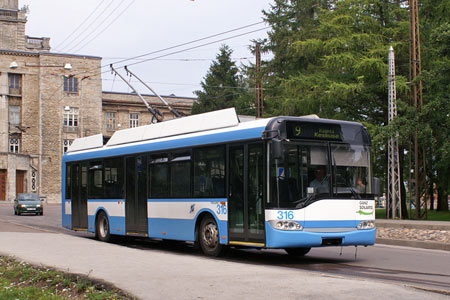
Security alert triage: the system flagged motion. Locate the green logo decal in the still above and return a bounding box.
[356,210,373,215]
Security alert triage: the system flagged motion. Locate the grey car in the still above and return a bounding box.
[14,193,43,216]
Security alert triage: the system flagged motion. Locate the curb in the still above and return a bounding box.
[376,220,450,231]
[376,238,450,251]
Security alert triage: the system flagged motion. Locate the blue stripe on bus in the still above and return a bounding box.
[304,220,357,228]
[63,126,265,162]
[148,198,227,203]
[265,222,376,248]
[148,209,227,244]
[88,208,126,235]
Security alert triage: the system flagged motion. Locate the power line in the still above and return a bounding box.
[72,0,136,53]
[61,21,268,81]
[58,0,115,52]
[54,0,107,50]
[117,27,270,69]
[65,0,127,53]
[105,21,265,67]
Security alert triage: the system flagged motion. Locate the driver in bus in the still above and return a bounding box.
[309,165,329,193]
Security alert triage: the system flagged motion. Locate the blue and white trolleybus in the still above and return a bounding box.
[62,108,377,256]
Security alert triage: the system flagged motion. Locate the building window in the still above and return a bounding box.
[106,112,116,130]
[63,76,79,93]
[9,137,20,153]
[9,74,22,95]
[63,139,73,153]
[9,106,20,125]
[64,108,79,127]
[130,113,139,128]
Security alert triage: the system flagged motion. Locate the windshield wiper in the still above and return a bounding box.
[294,194,317,209]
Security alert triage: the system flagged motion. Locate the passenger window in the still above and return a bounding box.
[88,161,104,198]
[149,154,169,198]
[170,151,191,198]
[104,157,124,198]
[193,146,225,198]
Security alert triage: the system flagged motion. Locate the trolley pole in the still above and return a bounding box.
[110,64,163,123]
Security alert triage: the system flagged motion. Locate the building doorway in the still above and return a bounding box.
[0,170,6,200]
[16,170,26,197]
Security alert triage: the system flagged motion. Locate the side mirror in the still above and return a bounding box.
[271,139,284,160]
[372,177,381,196]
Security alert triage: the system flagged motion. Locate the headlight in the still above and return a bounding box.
[19,204,25,208]
[269,220,303,231]
[357,220,375,230]
[36,204,41,207]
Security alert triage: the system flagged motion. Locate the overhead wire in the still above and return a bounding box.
[54,0,107,50]
[71,0,136,53]
[65,0,126,53]
[58,0,116,52]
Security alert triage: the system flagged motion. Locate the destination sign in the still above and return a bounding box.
[286,121,342,141]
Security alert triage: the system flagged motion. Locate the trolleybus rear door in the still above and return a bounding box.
[71,162,88,230]
[228,144,265,246]
[125,156,148,235]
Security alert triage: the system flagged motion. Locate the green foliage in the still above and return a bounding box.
[192,44,254,115]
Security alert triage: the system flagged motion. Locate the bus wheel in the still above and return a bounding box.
[96,211,111,242]
[199,215,225,257]
[285,247,311,256]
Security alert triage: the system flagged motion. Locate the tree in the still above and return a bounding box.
[192,45,253,114]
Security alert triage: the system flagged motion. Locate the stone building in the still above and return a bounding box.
[0,0,195,202]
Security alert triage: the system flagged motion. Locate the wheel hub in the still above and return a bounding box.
[203,223,218,248]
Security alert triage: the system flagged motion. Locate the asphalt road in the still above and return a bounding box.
[1,202,449,296]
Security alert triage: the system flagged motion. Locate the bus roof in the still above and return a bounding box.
[64,109,369,162]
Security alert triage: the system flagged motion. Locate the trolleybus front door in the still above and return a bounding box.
[71,162,88,230]
[228,144,265,245]
[125,156,148,235]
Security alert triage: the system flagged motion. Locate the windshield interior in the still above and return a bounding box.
[270,142,372,209]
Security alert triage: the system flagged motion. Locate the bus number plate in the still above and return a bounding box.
[277,211,294,220]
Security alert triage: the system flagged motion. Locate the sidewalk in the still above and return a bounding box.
[0,232,447,300]
[376,219,450,251]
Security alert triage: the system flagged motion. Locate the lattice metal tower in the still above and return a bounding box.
[387,46,402,219]
[409,0,427,218]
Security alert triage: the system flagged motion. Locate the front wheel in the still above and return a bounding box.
[95,211,111,242]
[199,215,226,257]
[285,247,311,257]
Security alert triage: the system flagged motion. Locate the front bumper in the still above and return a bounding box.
[265,222,376,248]
[17,206,43,214]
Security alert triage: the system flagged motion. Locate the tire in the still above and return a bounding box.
[14,209,17,215]
[199,215,226,257]
[95,211,111,242]
[285,247,311,257]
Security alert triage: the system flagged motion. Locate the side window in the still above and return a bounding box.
[104,157,124,198]
[88,161,104,198]
[149,154,169,198]
[170,151,191,198]
[193,146,225,198]
[64,76,79,93]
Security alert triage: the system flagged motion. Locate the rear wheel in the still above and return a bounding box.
[285,247,311,257]
[95,211,111,242]
[199,215,226,257]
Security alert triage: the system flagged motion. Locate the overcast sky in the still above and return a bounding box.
[20,0,273,98]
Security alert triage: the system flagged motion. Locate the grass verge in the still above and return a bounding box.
[0,256,134,300]
[376,208,450,221]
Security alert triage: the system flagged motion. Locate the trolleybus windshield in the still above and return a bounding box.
[270,141,372,209]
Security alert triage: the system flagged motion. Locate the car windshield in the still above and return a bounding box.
[18,194,40,201]
[270,142,372,209]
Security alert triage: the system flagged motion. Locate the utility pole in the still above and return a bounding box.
[387,46,402,219]
[255,43,263,118]
[408,0,427,219]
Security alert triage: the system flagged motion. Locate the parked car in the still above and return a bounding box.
[13,193,43,216]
